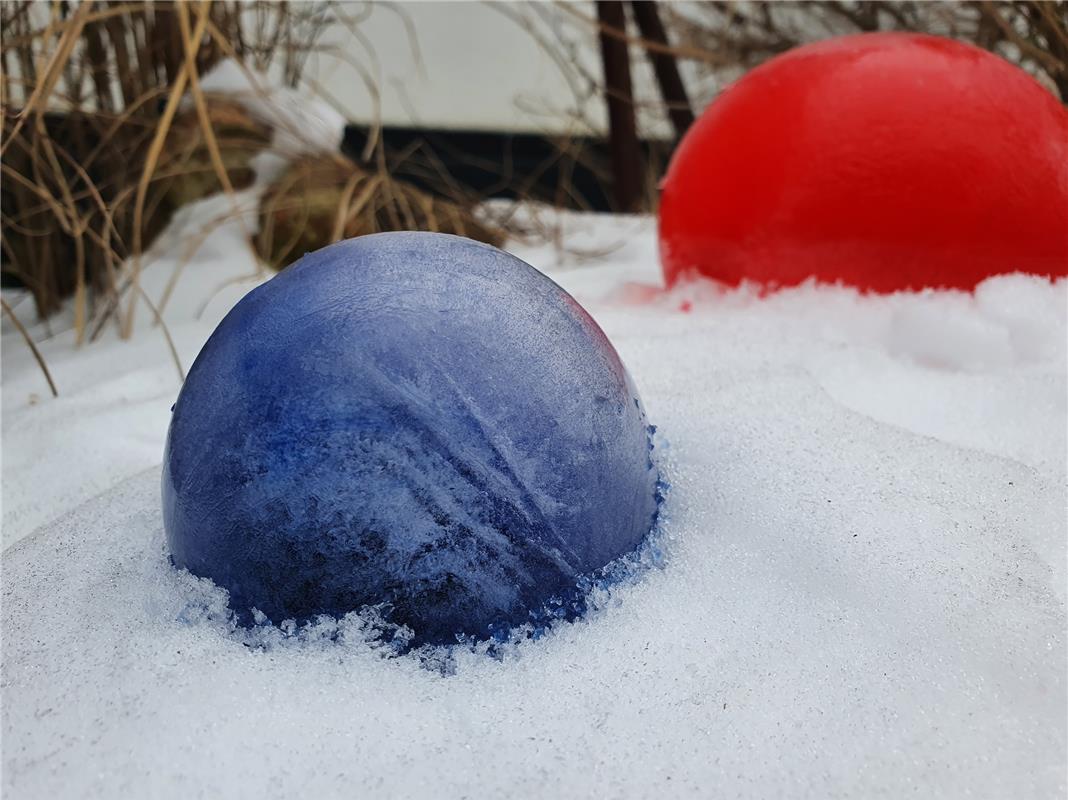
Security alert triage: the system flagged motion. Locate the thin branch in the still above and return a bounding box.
[1,296,59,397]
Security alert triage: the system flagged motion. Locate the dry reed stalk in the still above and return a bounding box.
[123,0,212,339]
[1,295,58,397]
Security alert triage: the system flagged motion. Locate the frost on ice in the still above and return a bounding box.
[162,232,661,644]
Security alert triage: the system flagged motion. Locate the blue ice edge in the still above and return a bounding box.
[166,429,670,674]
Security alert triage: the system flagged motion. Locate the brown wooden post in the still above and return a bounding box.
[629,0,695,139]
[596,1,642,212]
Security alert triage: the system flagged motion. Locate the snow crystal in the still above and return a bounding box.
[2,213,1065,798]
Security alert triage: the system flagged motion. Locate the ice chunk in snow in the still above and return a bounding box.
[162,233,660,644]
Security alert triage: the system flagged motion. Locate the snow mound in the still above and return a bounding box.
[3,230,1064,797]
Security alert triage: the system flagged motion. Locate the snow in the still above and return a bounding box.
[2,209,1066,798]
[193,59,347,159]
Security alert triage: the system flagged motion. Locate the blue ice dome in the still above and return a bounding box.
[162,232,660,645]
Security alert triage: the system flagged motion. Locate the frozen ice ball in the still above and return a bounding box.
[659,33,1068,291]
[162,232,660,644]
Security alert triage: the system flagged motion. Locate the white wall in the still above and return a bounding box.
[307,1,690,138]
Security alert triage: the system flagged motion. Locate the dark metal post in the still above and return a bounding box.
[596,1,642,213]
[629,0,695,139]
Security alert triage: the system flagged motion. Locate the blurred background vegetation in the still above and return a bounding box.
[2,0,1065,344]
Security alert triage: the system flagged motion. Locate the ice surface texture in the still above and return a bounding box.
[162,232,660,644]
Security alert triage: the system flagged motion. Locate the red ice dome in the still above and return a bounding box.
[658,33,1068,291]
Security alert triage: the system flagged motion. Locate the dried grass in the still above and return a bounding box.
[662,1,1068,102]
[1,1,511,395]
[1,1,310,338]
[256,153,505,270]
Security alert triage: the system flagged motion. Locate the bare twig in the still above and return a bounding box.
[1,297,59,397]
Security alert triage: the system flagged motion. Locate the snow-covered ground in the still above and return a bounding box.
[2,204,1065,798]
